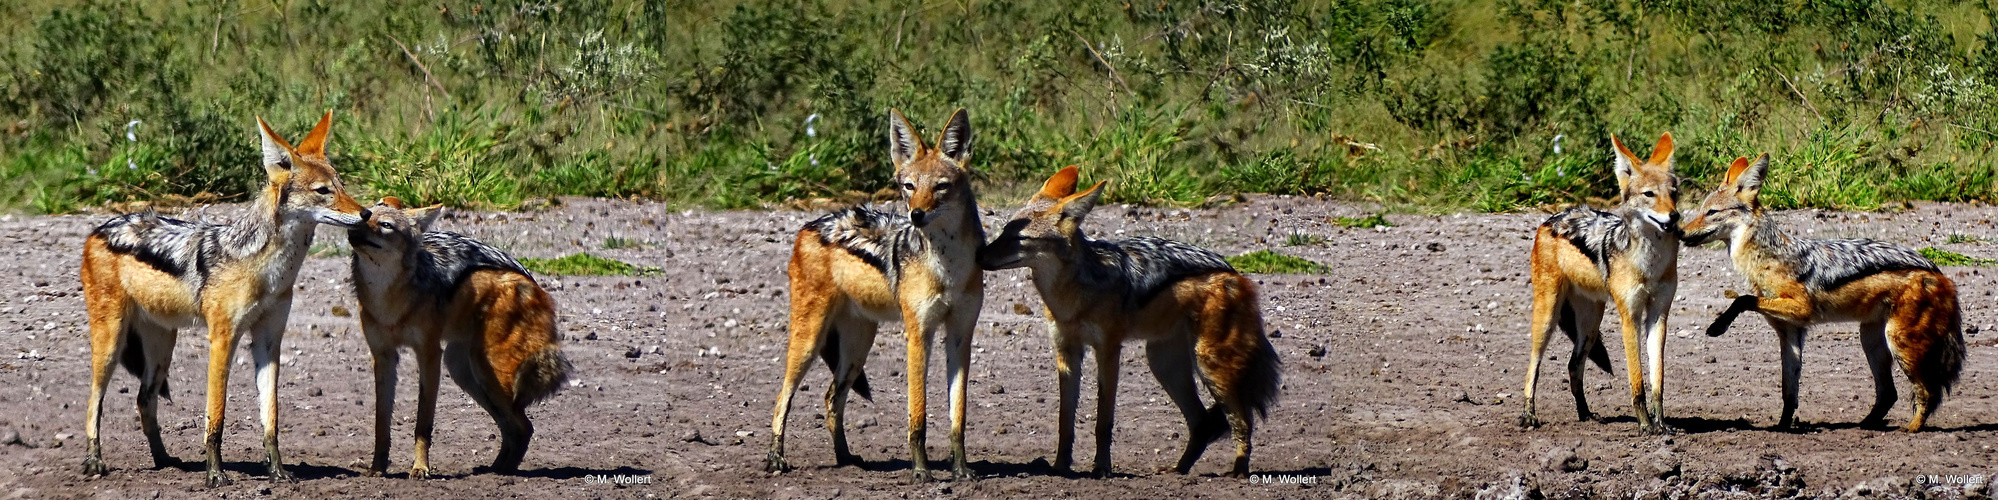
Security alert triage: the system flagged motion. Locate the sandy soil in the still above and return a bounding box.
[2,195,1997,499]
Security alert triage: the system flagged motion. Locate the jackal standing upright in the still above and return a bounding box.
[80,112,369,486]
[349,198,572,477]
[979,167,1281,478]
[766,109,984,482]
[1681,154,1964,432]
[1520,133,1683,434]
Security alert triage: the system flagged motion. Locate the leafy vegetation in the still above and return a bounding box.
[1920,247,1997,267]
[518,253,658,276]
[1228,250,1327,274]
[2,1,1996,213]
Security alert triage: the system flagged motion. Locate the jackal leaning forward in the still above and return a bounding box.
[81,112,369,486]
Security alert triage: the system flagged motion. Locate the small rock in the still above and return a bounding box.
[584,332,598,340]
[989,385,1006,395]
[330,306,351,317]
[1425,242,1446,252]
[1543,447,1586,472]
[1012,303,1032,315]
[1704,355,1717,364]
[308,387,324,397]
[680,429,705,443]
[54,433,71,441]
[624,347,642,359]
[314,428,326,436]
[1642,452,1680,479]
[1307,345,1327,358]
[1268,329,1283,339]
[0,429,24,447]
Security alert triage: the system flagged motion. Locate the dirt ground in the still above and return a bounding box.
[3,195,1997,499]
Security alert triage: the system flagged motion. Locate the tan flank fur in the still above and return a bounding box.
[767,109,985,482]
[979,167,1282,477]
[1521,133,1683,434]
[350,198,572,478]
[1681,154,1964,431]
[81,112,369,486]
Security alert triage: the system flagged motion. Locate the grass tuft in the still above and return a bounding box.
[1333,214,1393,229]
[1283,233,1328,247]
[1946,234,1984,245]
[519,253,660,276]
[1228,250,1327,274]
[1919,247,1996,267]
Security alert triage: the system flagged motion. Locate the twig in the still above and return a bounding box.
[389,35,453,101]
[1945,122,1998,138]
[1771,67,1824,124]
[893,9,907,53]
[1074,32,1134,100]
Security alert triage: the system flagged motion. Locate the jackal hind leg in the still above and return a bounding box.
[82,304,132,477]
[1856,321,1898,429]
[1147,334,1223,474]
[767,290,836,473]
[824,315,876,467]
[132,322,180,469]
[1521,280,1565,428]
[1775,323,1810,430]
[1565,299,1607,423]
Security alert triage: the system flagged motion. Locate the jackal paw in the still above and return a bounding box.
[1576,411,1598,423]
[82,457,110,476]
[1642,423,1678,436]
[1224,468,1250,479]
[363,468,385,478]
[151,455,182,470]
[267,466,296,483]
[833,452,863,467]
[952,465,976,480]
[205,471,233,488]
[1090,465,1112,479]
[907,468,932,484]
[764,454,790,473]
[1518,413,1541,428]
[409,466,430,480]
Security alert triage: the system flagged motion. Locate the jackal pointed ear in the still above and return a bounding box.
[257,117,295,172]
[1059,180,1108,222]
[295,110,334,158]
[378,196,407,210]
[936,108,972,166]
[404,204,445,232]
[1647,132,1675,170]
[1038,166,1081,199]
[1610,134,1636,188]
[887,109,924,167]
[1733,153,1770,205]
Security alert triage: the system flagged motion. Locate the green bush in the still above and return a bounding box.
[0,0,1993,213]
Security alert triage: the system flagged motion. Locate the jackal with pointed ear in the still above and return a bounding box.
[348,198,572,478]
[979,167,1281,478]
[1520,133,1682,434]
[80,112,369,486]
[1682,154,1963,432]
[767,108,984,482]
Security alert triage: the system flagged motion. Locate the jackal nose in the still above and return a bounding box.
[909,209,929,227]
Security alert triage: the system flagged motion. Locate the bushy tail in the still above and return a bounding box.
[117,327,169,402]
[817,333,872,401]
[1919,278,1966,395]
[1199,277,1282,421]
[513,346,572,407]
[1560,303,1613,374]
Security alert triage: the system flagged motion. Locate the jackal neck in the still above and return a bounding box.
[1731,213,1797,264]
[214,180,311,264]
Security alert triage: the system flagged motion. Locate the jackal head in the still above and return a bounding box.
[1678,153,1768,247]
[348,197,443,254]
[887,108,974,228]
[257,111,368,227]
[1609,132,1681,236]
[978,166,1104,271]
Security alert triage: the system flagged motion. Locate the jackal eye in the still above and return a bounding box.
[313,186,332,195]
[379,221,395,231]
[935,181,952,192]
[1641,190,1656,198]
[902,182,916,191]
[1705,209,1719,217]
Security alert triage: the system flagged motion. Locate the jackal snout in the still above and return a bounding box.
[1677,154,1768,246]
[257,111,369,228]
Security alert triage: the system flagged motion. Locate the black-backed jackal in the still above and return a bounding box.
[81,112,369,486]
[349,198,572,477]
[767,109,985,482]
[1681,154,1964,432]
[1521,133,1683,434]
[979,167,1281,478]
